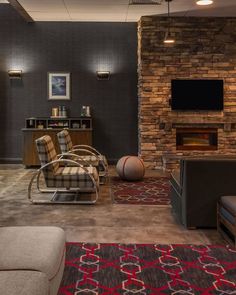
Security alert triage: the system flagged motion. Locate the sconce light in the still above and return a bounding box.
[8,70,22,79]
[96,71,110,80]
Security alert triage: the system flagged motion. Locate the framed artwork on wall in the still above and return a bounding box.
[48,72,71,100]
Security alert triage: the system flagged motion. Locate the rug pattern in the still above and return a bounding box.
[111,177,170,205]
[58,242,236,295]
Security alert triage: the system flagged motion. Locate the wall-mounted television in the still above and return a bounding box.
[171,79,224,111]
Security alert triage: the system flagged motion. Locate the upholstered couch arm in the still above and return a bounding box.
[170,157,236,228]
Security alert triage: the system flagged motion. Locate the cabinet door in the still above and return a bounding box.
[69,130,92,146]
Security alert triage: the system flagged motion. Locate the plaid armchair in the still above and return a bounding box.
[28,135,99,204]
[57,129,108,183]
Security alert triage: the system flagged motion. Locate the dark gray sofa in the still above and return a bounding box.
[170,157,236,228]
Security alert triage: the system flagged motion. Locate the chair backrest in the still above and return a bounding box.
[57,129,73,153]
[35,135,59,177]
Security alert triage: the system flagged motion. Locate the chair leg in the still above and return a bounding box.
[99,173,108,185]
[99,165,109,185]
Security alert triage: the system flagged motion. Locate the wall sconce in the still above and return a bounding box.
[96,71,110,80]
[8,70,22,79]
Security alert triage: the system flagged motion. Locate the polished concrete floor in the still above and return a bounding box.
[0,164,224,244]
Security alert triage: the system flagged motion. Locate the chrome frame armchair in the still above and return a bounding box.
[57,129,108,183]
[28,135,99,204]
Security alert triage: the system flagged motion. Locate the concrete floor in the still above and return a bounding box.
[0,164,224,244]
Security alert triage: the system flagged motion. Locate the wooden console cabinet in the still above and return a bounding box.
[22,117,92,167]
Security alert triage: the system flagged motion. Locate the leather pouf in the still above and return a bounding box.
[116,156,145,181]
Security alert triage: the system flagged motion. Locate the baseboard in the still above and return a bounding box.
[0,157,22,164]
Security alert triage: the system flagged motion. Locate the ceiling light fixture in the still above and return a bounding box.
[163,0,175,44]
[196,0,213,5]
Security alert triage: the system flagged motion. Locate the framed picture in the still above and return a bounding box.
[48,72,70,100]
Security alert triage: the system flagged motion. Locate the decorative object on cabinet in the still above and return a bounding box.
[48,72,70,100]
[51,106,67,118]
[81,106,91,117]
[22,117,92,167]
[51,107,59,118]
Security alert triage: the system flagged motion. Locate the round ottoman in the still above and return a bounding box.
[116,156,145,181]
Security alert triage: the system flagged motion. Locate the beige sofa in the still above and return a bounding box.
[0,226,66,295]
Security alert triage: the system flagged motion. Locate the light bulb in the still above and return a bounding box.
[196,0,213,6]
[164,38,175,44]
[163,31,175,44]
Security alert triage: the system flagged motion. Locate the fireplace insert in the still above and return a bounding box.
[176,128,218,150]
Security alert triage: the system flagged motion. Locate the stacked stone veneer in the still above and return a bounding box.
[138,16,236,170]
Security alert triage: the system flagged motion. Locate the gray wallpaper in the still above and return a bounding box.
[0,5,138,163]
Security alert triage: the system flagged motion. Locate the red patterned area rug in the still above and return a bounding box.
[58,242,236,295]
[110,177,170,205]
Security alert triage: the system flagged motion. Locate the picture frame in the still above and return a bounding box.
[48,72,71,100]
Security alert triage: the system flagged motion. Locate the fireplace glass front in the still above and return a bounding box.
[176,128,218,150]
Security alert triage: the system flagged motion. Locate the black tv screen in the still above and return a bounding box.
[171,79,224,110]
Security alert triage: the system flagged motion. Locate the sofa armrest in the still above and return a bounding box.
[181,158,236,227]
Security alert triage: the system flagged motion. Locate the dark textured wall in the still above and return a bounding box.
[0,5,138,163]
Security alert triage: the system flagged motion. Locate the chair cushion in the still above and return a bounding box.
[170,169,181,195]
[0,226,65,281]
[80,155,99,166]
[0,270,48,295]
[47,166,99,188]
[76,154,108,174]
[221,196,236,214]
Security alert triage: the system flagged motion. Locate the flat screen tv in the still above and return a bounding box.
[171,79,224,110]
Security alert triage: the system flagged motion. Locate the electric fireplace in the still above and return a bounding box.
[176,128,218,150]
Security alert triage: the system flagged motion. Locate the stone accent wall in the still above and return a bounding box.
[138,16,236,170]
